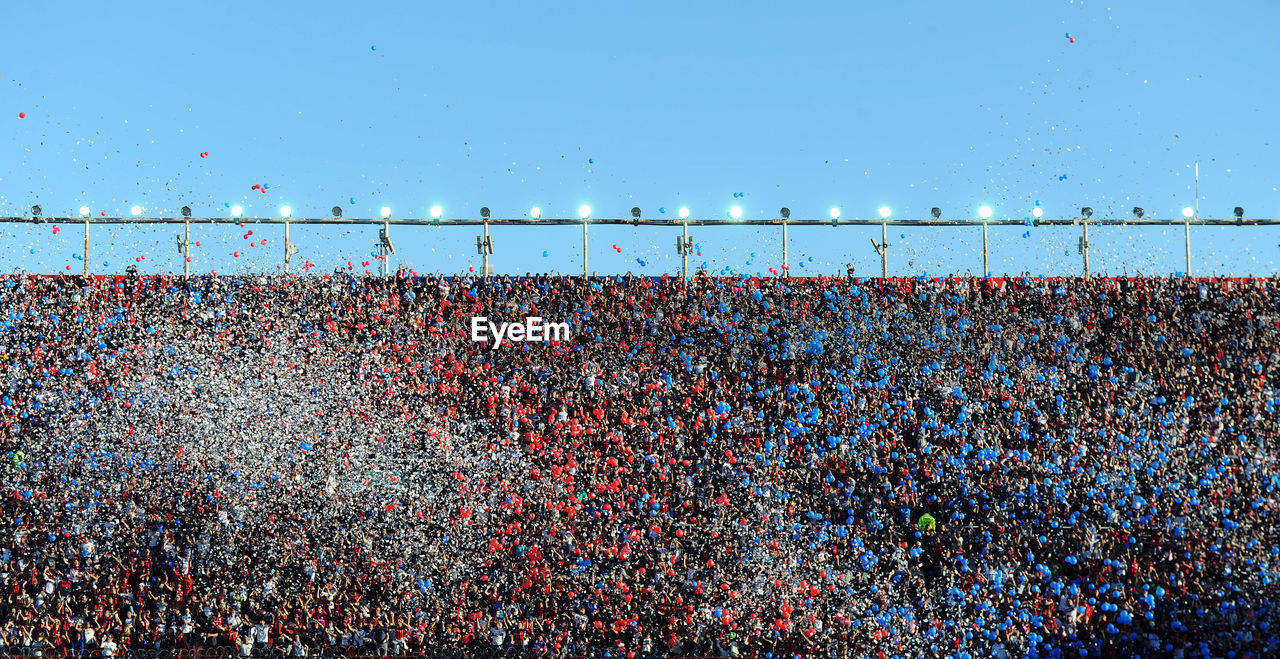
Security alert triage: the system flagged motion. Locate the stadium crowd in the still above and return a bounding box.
[0,272,1276,658]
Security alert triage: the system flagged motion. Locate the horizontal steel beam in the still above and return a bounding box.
[3,217,1279,227]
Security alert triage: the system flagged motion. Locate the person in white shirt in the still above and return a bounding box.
[251,621,270,654]
[99,637,117,658]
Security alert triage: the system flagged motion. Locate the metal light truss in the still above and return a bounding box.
[4,216,1278,226]
[5,215,1277,278]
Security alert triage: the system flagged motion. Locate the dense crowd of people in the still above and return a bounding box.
[0,272,1276,658]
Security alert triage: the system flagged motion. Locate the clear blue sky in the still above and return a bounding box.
[2,0,1277,277]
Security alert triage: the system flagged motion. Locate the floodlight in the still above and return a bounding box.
[1234,206,1244,219]
[829,207,841,220]
[1132,207,1144,219]
[779,207,790,219]
[430,205,443,219]
[231,205,243,218]
[729,205,742,220]
[1032,207,1044,219]
[1081,207,1093,220]
[529,207,541,220]
[280,206,292,219]
[131,205,143,217]
[380,206,391,219]
[181,206,192,218]
[480,207,490,219]
[931,207,942,219]
[79,206,90,217]
[631,207,642,219]
[578,205,591,219]
[331,206,343,218]
[878,206,891,219]
[978,206,992,220]
[1181,206,1194,219]
[678,207,690,220]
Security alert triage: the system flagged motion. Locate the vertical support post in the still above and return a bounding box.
[383,220,391,277]
[1184,219,1191,276]
[483,220,490,277]
[1082,222,1091,277]
[582,219,589,277]
[782,220,789,277]
[880,221,888,278]
[83,220,89,277]
[681,221,689,279]
[184,221,191,277]
[1190,160,1198,277]
[284,220,291,273]
[982,222,989,276]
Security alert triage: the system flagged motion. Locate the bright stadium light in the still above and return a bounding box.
[430,205,443,219]
[829,207,841,220]
[1032,207,1044,219]
[529,206,541,219]
[280,206,292,219]
[728,205,742,220]
[878,206,891,219]
[380,206,392,219]
[978,206,993,220]
[131,205,143,217]
[578,205,591,219]
[1182,206,1194,219]
[230,205,243,218]
[678,207,690,220]
[79,205,91,217]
